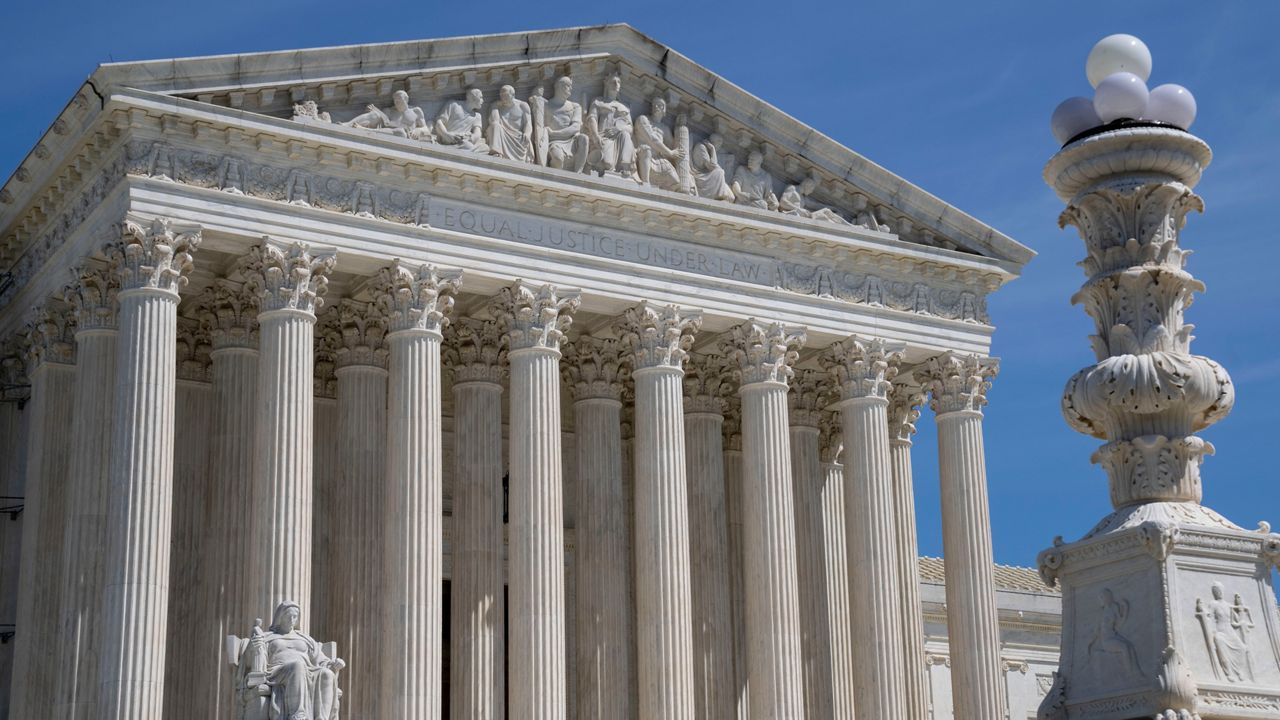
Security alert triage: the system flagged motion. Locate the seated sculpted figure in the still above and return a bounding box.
[634,97,686,191]
[487,85,534,162]
[586,74,636,177]
[343,90,434,141]
[779,177,851,225]
[851,193,891,232]
[435,88,489,153]
[229,601,345,720]
[731,150,779,211]
[540,76,590,172]
[691,134,735,201]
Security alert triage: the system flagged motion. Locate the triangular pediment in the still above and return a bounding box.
[71,24,1030,266]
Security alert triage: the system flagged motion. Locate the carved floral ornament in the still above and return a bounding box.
[561,334,626,401]
[922,352,999,416]
[65,261,121,331]
[370,260,462,335]
[820,336,904,402]
[682,353,734,414]
[198,278,259,350]
[108,216,201,294]
[443,317,507,385]
[495,281,580,352]
[616,301,702,371]
[721,320,805,386]
[787,368,829,428]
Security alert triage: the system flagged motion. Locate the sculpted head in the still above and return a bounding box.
[650,97,667,121]
[392,90,409,111]
[799,177,818,195]
[605,73,622,97]
[709,132,724,148]
[466,88,484,111]
[499,85,515,104]
[747,150,764,171]
[555,76,573,100]
[1212,582,1225,600]
[1099,588,1114,606]
[270,601,302,634]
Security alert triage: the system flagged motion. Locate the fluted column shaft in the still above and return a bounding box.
[53,306,116,720]
[934,407,1004,720]
[11,346,75,720]
[376,262,459,720]
[451,377,505,720]
[888,389,929,720]
[818,441,855,720]
[724,437,751,720]
[685,408,733,720]
[789,423,834,718]
[97,218,199,720]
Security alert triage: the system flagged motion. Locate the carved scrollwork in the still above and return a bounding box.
[1036,546,1063,589]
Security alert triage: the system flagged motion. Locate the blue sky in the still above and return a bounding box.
[2,1,1277,568]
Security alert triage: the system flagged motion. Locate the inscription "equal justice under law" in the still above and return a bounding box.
[434,202,778,285]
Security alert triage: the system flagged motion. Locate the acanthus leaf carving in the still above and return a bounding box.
[250,240,336,315]
[722,320,805,386]
[371,260,461,335]
[821,335,903,402]
[561,334,626,402]
[109,216,201,294]
[443,316,507,386]
[922,352,998,415]
[494,281,579,352]
[616,301,701,371]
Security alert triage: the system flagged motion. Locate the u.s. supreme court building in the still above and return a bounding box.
[0,24,1065,720]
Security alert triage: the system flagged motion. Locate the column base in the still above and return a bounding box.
[1038,502,1280,720]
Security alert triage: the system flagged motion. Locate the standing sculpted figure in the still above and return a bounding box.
[233,602,345,720]
[528,85,549,165]
[731,149,779,211]
[779,176,851,225]
[343,90,434,141]
[1087,589,1141,676]
[435,88,490,153]
[633,96,686,190]
[691,134,735,201]
[540,76,590,172]
[1197,582,1255,682]
[586,73,637,177]
[487,84,534,162]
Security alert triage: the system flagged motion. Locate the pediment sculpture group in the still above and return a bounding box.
[290,75,890,231]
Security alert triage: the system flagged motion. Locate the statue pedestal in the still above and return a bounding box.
[1039,504,1280,719]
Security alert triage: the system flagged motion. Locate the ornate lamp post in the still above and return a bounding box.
[1039,35,1280,720]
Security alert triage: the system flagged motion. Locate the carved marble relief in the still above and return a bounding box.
[1196,582,1255,683]
[1086,588,1142,678]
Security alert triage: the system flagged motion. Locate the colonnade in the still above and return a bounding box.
[4,218,1005,720]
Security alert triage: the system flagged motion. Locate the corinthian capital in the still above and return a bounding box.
[887,383,926,443]
[561,334,626,401]
[246,239,336,315]
[923,352,998,415]
[820,336,903,401]
[108,216,201,293]
[22,301,76,369]
[333,299,388,369]
[444,317,507,385]
[199,279,259,350]
[495,281,580,352]
[819,410,842,463]
[65,262,120,331]
[722,320,806,386]
[788,368,830,428]
[683,353,733,415]
[372,260,462,334]
[176,317,212,382]
[616,302,702,371]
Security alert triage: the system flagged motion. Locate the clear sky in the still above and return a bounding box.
[2,1,1277,568]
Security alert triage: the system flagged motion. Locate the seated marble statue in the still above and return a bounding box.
[487,85,534,162]
[691,134,735,201]
[634,97,685,191]
[851,193,891,232]
[585,74,636,177]
[779,177,851,225]
[731,150,779,211]
[540,76,590,172]
[343,90,433,141]
[229,601,345,720]
[291,101,331,124]
[435,88,490,153]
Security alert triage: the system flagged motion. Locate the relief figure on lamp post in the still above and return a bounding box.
[691,133,735,201]
[435,88,490,153]
[586,73,637,177]
[779,176,851,225]
[343,90,434,142]
[1196,582,1255,682]
[233,602,345,720]
[731,149,779,211]
[1086,589,1142,678]
[540,76,590,173]
[634,96,686,191]
[487,85,534,162]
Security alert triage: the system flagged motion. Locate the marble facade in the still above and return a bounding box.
[0,24,1067,720]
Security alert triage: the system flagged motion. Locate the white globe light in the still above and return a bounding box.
[1086,34,1153,88]
[1093,72,1150,123]
[1146,83,1197,130]
[1051,96,1102,144]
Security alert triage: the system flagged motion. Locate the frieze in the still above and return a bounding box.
[1199,689,1280,711]
[109,139,990,323]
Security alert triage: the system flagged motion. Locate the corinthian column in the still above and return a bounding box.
[53,265,118,720]
[496,282,579,720]
[330,299,389,719]
[818,415,855,720]
[248,239,335,620]
[198,278,258,720]
[618,303,702,720]
[561,335,633,720]
[374,261,461,719]
[787,369,836,718]
[682,354,734,720]
[821,336,907,720]
[97,217,201,719]
[722,321,806,720]
[722,399,750,720]
[446,317,507,720]
[887,383,929,720]
[10,302,76,720]
[921,353,1004,720]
